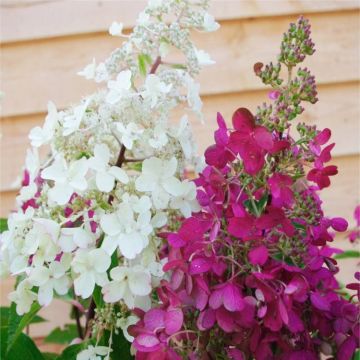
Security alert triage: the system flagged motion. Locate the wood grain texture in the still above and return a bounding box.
[1,0,358,43]
[1,81,359,193]
[1,10,359,116]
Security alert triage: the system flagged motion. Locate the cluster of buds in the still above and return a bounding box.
[278,15,315,66]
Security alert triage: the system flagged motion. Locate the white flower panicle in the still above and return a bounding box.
[0,0,218,349]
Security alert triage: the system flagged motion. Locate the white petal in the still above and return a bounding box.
[151,212,167,228]
[90,249,111,273]
[96,171,115,192]
[133,195,152,213]
[74,272,95,298]
[109,266,127,281]
[73,228,93,248]
[100,213,122,236]
[135,174,156,192]
[29,266,50,286]
[128,269,151,296]
[38,282,54,306]
[118,233,143,259]
[108,166,129,184]
[101,235,119,256]
[53,276,70,295]
[94,143,110,164]
[102,281,126,303]
[48,183,73,205]
[162,177,183,196]
[58,228,76,253]
[151,186,169,209]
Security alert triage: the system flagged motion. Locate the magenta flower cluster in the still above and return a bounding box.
[128,16,359,359]
[129,108,359,359]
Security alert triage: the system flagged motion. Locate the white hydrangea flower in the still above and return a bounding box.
[28,255,71,306]
[77,58,96,80]
[88,143,129,192]
[137,11,151,26]
[58,227,95,253]
[22,218,60,261]
[142,74,172,108]
[41,156,89,205]
[72,248,111,299]
[186,77,203,116]
[109,21,124,36]
[16,182,37,204]
[115,122,144,150]
[63,97,92,136]
[100,203,152,259]
[169,180,200,218]
[170,115,194,159]
[77,345,110,360]
[148,123,168,149]
[8,280,37,315]
[194,48,215,66]
[121,193,152,213]
[94,62,109,83]
[116,315,139,342]
[78,59,109,83]
[29,101,58,147]
[106,70,132,104]
[135,156,182,209]
[203,13,220,32]
[102,265,151,308]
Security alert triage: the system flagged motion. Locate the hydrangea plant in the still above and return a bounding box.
[0,0,219,358]
[0,2,359,360]
[128,16,360,360]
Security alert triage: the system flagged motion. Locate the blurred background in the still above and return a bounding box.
[0,0,359,350]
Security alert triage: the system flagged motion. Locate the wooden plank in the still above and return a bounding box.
[0,81,359,192]
[1,0,359,43]
[1,11,359,117]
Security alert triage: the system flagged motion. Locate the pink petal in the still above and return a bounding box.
[310,292,330,311]
[253,126,274,150]
[189,257,212,275]
[223,284,245,312]
[314,128,331,145]
[331,217,348,232]
[197,308,216,330]
[248,245,269,266]
[144,308,166,331]
[232,108,254,132]
[134,334,161,352]
[164,308,183,335]
[216,307,235,333]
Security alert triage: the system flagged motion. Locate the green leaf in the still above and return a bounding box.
[1,327,8,359]
[56,341,92,360]
[292,221,306,230]
[44,324,78,345]
[100,329,133,360]
[1,306,46,328]
[7,332,44,360]
[353,349,360,360]
[138,54,148,77]
[7,301,42,352]
[0,218,8,233]
[93,285,105,309]
[334,250,360,260]
[42,353,58,360]
[111,331,132,359]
